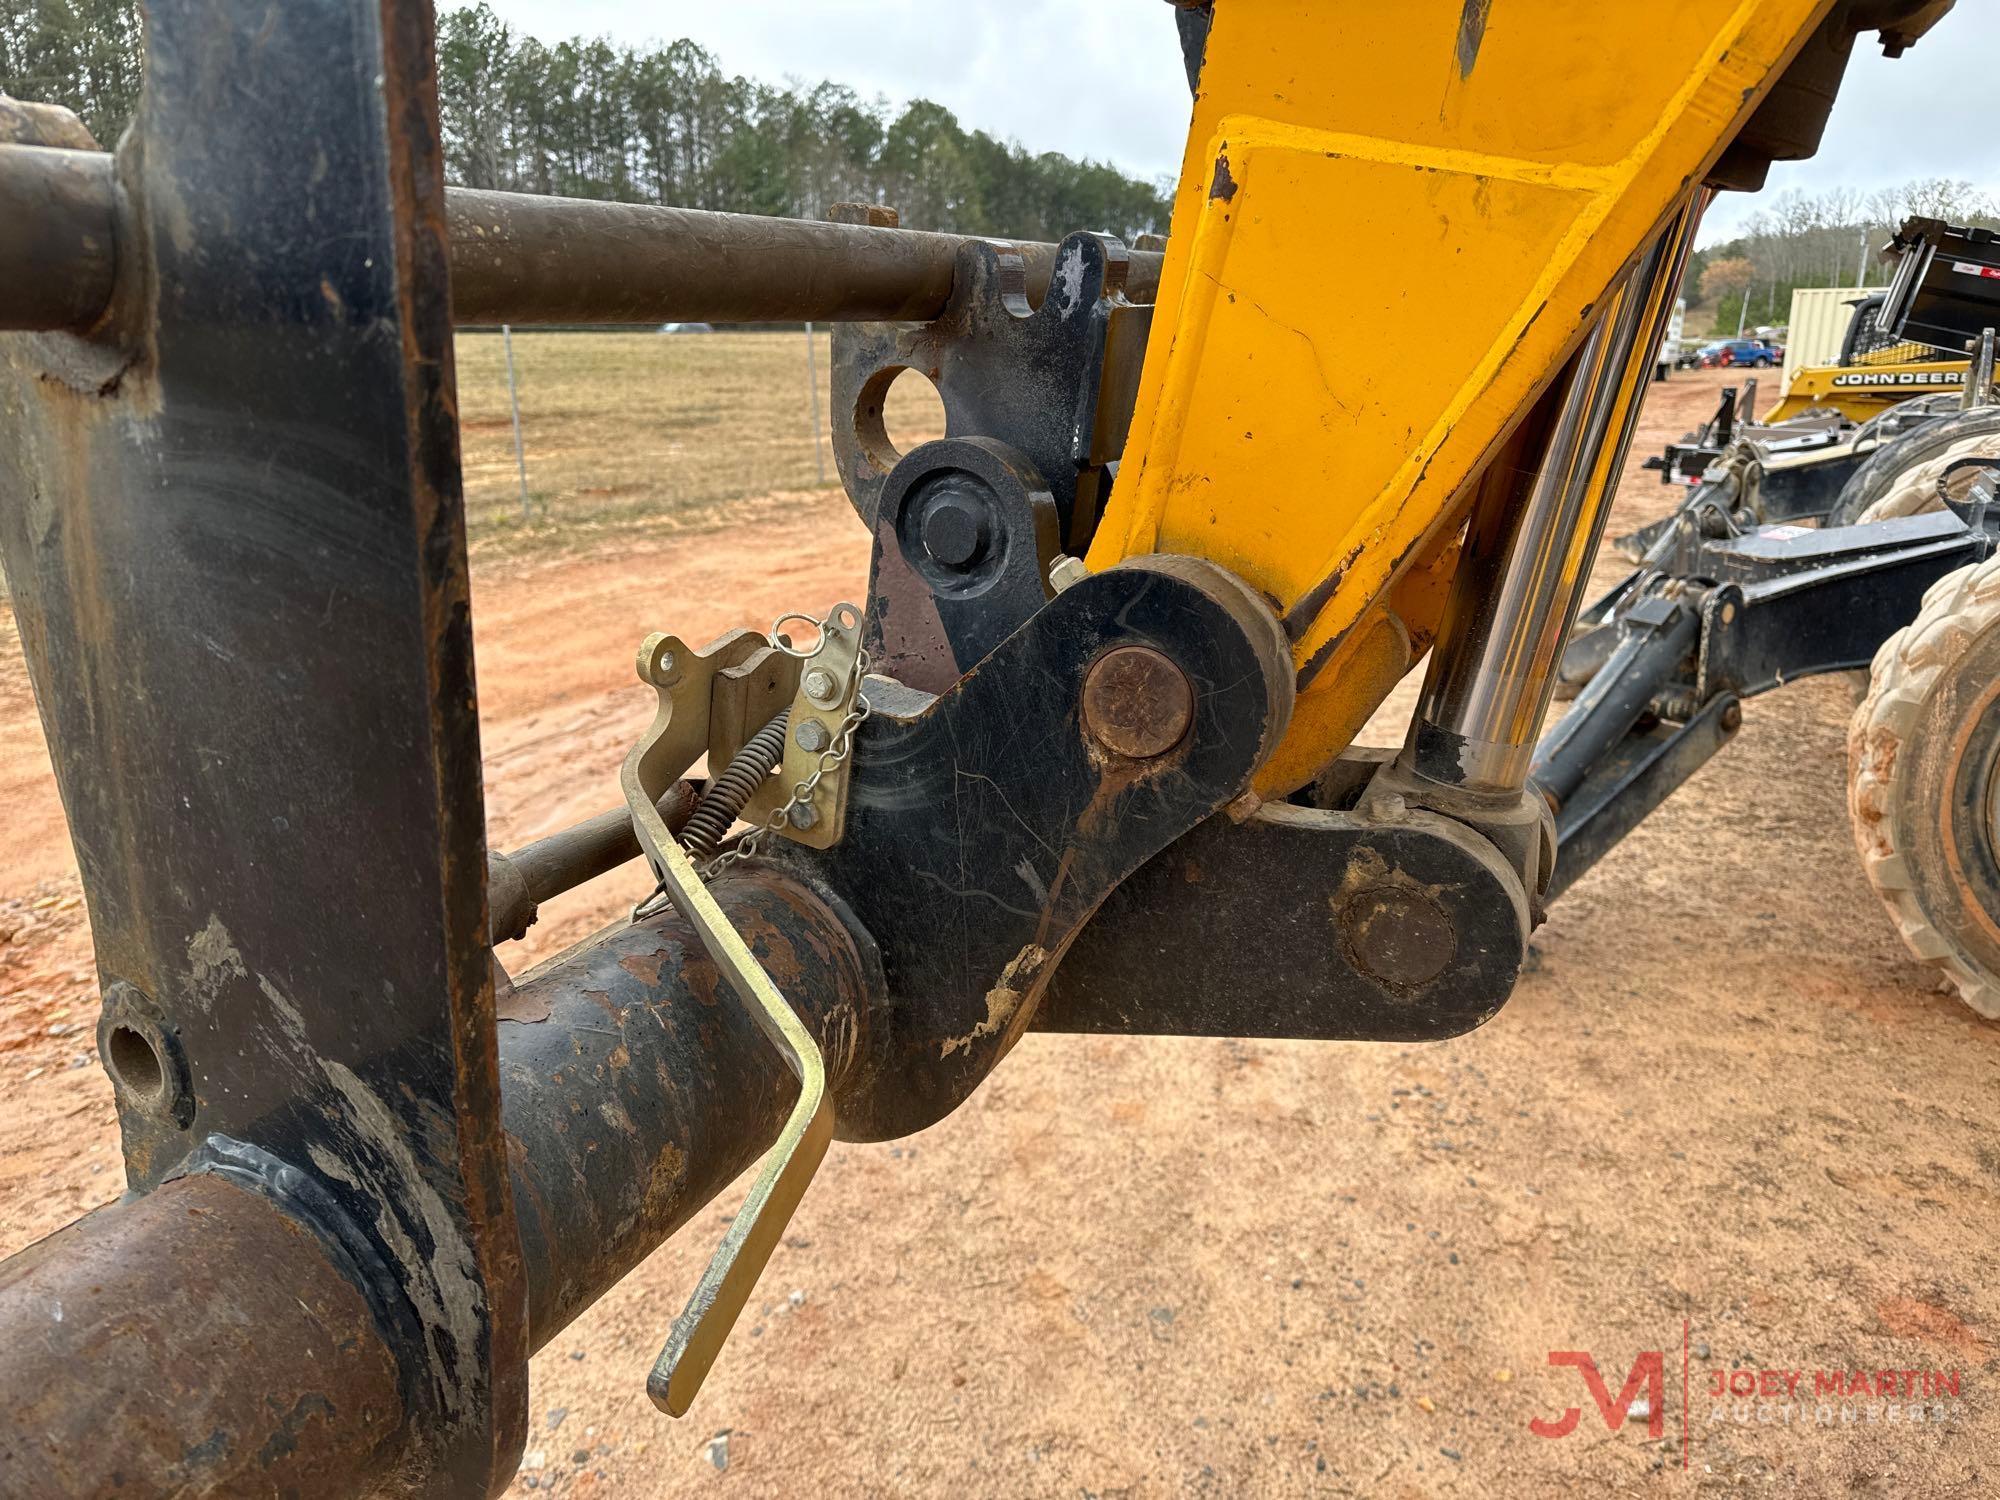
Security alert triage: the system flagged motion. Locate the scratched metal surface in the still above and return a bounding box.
[790,556,1294,1141]
[0,1,526,1491]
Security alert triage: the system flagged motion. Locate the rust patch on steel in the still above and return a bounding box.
[499,869,875,1350]
[496,982,553,1024]
[683,955,722,1009]
[619,949,668,986]
[1082,646,1195,760]
[0,1174,403,1497]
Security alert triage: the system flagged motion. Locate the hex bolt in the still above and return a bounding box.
[803,668,837,704]
[794,719,831,753]
[788,801,820,830]
[1048,554,1089,593]
[1081,646,1194,759]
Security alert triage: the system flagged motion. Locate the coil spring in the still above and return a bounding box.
[680,707,791,863]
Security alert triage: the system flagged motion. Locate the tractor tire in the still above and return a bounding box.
[1828,404,2000,526]
[1848,554,2000,1018]
[1837,296,1889,367]
[1854,392,1965,444]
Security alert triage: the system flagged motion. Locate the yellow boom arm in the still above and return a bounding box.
[1088,0,1837,793]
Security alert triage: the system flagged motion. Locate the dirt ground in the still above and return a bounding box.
[0,367,1993,1497]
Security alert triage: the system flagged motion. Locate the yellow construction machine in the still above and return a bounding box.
[0,1,1987,1494]
[1766,278,1974,424]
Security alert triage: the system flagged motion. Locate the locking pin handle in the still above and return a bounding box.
[618,622,849,1415]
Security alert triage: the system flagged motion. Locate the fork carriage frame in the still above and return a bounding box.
[0,1,1950,1494]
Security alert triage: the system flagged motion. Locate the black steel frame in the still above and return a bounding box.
[1538,502,1999,898]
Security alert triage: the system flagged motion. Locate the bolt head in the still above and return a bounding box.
[794,719,831,753]
[1337,886,1454,990]
[787,801,820,829]
[1081,646,1194,759]
[1048,554,1089,593]
[920,493,989,569]
[803,668,837,703]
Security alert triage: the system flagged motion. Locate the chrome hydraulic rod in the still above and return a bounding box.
[1402,187,1708,798]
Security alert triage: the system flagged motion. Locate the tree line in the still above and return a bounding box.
[0,0,139,144]
[19,5,1996,330]
[1689,178,1999,335]
[0,2,1171,240]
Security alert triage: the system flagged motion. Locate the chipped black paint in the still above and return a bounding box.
[1456,0,1493,78]
[781,557,1293,1140]
[0,2,525,1492]
[1173,2,1214,94]
[1210,150,1239,203]
[500,871,875,1349]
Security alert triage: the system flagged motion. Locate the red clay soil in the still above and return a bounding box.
[0,370,1992,1497]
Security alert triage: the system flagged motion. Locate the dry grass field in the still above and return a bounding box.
[456,330,945,547]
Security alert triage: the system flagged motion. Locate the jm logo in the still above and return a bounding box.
[1530,1351,1666,1440]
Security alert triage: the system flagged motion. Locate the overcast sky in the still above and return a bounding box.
[488,1,1997,245]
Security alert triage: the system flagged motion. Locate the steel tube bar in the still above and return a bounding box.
[450,187,1161,323]
[487,783,697,943]
[0,1174,406,1500]
[0,866,875,1494]
[0,144,1162,333]
[500,868,874,1351]
[1404,189,1708,797]
[0,145,116,333]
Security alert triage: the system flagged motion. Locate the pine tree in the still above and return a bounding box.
[5,2,1173,238]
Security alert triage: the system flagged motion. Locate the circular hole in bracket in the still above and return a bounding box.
[97,982,195,1128]
[105,1023,167,1104]
[855,366,947,472]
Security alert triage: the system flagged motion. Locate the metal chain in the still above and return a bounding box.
[702,654,870,880]
[630,628,871,920]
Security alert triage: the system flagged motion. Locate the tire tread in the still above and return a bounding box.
[1848,551,2000,1018]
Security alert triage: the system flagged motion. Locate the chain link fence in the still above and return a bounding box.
[455,328,945,549]
[0,329,940,604]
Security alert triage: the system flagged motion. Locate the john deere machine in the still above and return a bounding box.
[0,2,1985,1495]
[1764,274,1981,425]
[1550,221,2000,932]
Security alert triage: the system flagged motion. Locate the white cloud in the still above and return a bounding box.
[483,0,1193,181]
[1699,14,2000,243]
[481,2,1996,241]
